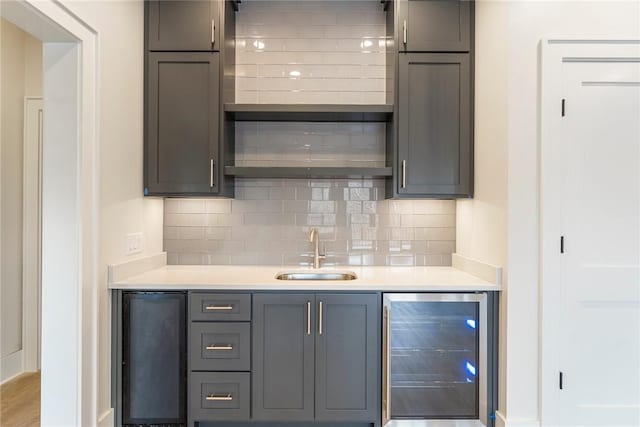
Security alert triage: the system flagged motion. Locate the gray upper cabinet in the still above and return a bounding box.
[397,53,472,197]
[399,0,471,52]
[146,52,220,195]
[146,0,220,51]
[315,294,379,422]
[252,294,315,421]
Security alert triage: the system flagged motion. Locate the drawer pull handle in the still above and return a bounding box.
[205,344,233,351]
[205,305,234,311]
[206,394,233,401]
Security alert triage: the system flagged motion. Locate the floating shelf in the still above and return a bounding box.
[225,166,393,179]
[233,0,386,12]
[224,104,393,122]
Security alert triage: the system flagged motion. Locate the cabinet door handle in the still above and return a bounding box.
[403,19,407,45]
[318,301,324,335]
[205,344,233,351]
[401,160,407,189]
[210,159,215,188]
[382,305,391,425]
[205,304,233,311]
[211,18,215,45]
[306,301,311,335]
[206,394,232,401]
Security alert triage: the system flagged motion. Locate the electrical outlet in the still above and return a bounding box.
[125,232,143,256]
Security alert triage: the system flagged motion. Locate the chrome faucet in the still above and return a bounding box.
[308,228,326,269]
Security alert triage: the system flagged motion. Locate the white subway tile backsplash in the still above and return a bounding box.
[205,227,232,240]
[236,0,387,104]
[165,179,456,267]
[206,199,232,214]
[176,227,206,240]
[235,121,385,168]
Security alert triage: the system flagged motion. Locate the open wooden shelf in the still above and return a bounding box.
[224,104,393,122]
[224,166,393,179]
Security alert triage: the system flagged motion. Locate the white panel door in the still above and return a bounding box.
[558,59,640,425]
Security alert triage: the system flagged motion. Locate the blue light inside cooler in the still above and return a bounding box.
[466,361,477,376]
[466,319,476,329]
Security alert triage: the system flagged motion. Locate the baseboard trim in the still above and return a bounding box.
[98,408,114,427]
[1,350,24,384]
[495,411,540,427]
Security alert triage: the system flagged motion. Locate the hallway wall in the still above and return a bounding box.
[0,17,42,382]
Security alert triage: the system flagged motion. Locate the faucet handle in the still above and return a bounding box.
[309,227,318,242]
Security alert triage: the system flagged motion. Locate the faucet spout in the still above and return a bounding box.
[308,228,325,269]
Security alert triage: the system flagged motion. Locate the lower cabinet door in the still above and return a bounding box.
[252,294,315,421]
[190,372,250,421]
[315,293,380,422]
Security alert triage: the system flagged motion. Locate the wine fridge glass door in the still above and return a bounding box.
[382,293,487,425]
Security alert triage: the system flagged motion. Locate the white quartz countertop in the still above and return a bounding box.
[108,264,500,291]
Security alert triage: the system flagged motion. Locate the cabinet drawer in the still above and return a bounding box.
[190,293,251,321]
[190,372,250,421]
[190,323,250,371]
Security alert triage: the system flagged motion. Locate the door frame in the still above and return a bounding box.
[538,38,640,426]
[1,1,99,425]
[22,96,43,373]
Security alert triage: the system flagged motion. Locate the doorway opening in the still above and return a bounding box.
[0,1,99,425]
[0,17,43,424]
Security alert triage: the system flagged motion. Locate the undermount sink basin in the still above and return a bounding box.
[276,271,358,281]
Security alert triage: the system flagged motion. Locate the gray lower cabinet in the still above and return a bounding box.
[146,52,220,196]
[146,0,220,52]
[252,293,380,423]
[116,291,380,426]
[252,294,316,421]
[397,53,472,197]
[398,0,472,52]
[315,294,379,422]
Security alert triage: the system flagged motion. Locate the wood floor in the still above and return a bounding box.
[0,372,40,427]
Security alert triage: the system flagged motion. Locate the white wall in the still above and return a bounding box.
[0,17,42,380]
[50,1,164,422]
[456,0,509,413]
[458,2,640,425]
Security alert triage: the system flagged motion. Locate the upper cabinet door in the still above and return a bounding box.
[147,0,220,51]
[315,294,379,422]
[252,294,315,422]
[397,53,472,197]
[146,52,220,195]
[399,0,471,52]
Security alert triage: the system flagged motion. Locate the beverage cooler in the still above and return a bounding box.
[382,293,493,427]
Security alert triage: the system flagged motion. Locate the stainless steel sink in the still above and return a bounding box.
[276,271,357,281]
